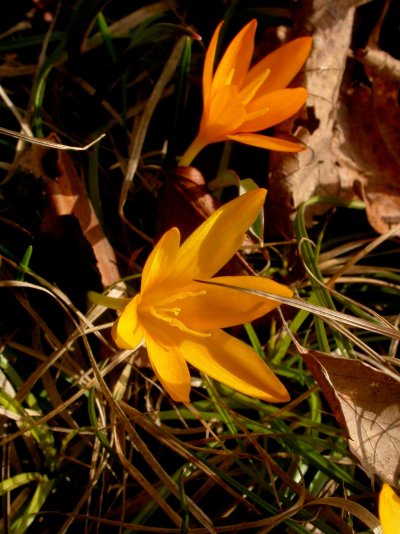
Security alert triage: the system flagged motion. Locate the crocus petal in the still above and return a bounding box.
[239,66,271,105]
[211,19,257,94]
[179,329,289,402]
[169,189,267,282]
[141,227,180,293]
[203,21,223,107]
[112,294,144,349]
[246,37,312,97]
[228,132,305,152]
[240,88,308,132]
[199,85,247,142]
[178,276,293,329]
[143,323,191,402]
[379,483,400,534]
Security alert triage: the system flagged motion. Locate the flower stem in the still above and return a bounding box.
[179,136,206,167]
[87,290,131,310]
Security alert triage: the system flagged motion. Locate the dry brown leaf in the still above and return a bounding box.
[334,78,400,234]
[20,136,120,287]
[158,166,220,240]
[267,0,365,235]
[266,0,400,237]
[44,147,120,287]
[355,47,400,82]
[302,350,400,485]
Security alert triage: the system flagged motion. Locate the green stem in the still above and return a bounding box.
[179,136,206,166]
[87,291,131,310]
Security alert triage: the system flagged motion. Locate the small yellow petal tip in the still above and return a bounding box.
[379,483,400,534]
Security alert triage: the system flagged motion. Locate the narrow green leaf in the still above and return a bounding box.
[17,245,33,282]
[11,475,53,533]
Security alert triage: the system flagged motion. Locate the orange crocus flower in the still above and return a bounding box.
[112,189,292,402]
[180,19,312,166]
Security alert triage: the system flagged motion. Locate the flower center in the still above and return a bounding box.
[144,290,210,338]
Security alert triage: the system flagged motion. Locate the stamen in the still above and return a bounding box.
[244,107,269,122]
[240,68,270,104]
[150,306,210,338]
[225,68,235,86]
[156,290,206,307]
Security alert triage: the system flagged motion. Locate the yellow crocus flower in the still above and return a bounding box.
[112,189,292,402]
[180,19,312,166]
[379,483,400,534]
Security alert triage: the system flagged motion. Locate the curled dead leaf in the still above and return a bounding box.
[19,135,120,287]
[267,1,360,234]
[267,1,400,238]
[302,350,400,485]
[355,47,400,82]
[336,81,400,236]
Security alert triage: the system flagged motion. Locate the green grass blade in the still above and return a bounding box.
[11,475,53,534]
[96,12,118,62]
[0,387,56,471]
[16,245,33,282]
[0,472,43,496]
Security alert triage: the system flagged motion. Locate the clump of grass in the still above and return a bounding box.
[0,2,399,532]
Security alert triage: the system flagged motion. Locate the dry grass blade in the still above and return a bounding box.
[0,84,32,136]
[305,497,382,533]
[325,222,400,287]
[113,424,184,528]
[197,280,400,340]
[81,332,216,532]
[120,402,264,520]
[0,126,105,150]
[119,37,187,233]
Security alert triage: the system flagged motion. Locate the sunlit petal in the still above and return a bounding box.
[228,132,305,152]
[169,189,267,281]
[180,21,311,166]
[239,67,270,105]
[141,227,180,293]
[112,295,144,349]
[180,329,290,402]
[199,85,246,142]
[241,88,308,132]
[203,21,223,107]
[178,276,292,329]
[246,37,312,96]
[143,323,191,402]
[212,19,257,94]
[379,483,400,534]
[111,186,294,402]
